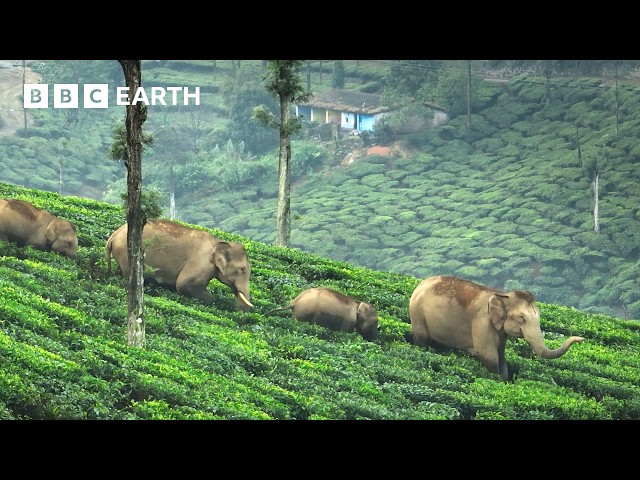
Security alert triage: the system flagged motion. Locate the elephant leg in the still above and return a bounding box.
[497,341,510,381]
[339,312,357,332]
[411,319,432,347]
[473,346,509,381]
[176,272,214,305]
[471,325,509,381]
[475,352,502,379]
[119,263,130,277]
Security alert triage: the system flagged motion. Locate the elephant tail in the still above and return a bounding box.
[266,305,294,316]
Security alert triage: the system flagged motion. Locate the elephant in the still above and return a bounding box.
[409,275,584,381]
[105,219,253,311]
[0,198,78,259]
[267,287,379,341]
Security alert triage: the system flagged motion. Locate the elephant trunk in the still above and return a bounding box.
[524,329,585,359]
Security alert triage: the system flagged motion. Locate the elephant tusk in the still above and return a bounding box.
[238,291,254,308]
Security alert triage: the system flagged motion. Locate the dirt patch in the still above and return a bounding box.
[340,139,417,166]
[0,64,41,136]
[366,145,391,156]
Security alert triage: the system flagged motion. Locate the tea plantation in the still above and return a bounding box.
[1,182,639,420]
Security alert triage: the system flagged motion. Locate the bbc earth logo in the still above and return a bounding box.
[23,84,201,108]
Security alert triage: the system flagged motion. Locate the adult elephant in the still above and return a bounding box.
[409,275,584,381]
[105,219,253,311]
[0,198,78,259]
[268,287,379,341]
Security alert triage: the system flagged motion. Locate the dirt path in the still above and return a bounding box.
[0,63,41,136]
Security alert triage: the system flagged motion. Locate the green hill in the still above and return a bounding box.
[2,60,640,321]
[1,182,639,420]
[179,73,640,321]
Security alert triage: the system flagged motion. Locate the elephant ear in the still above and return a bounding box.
[210,242,231,275]
[44,221,56,245]
[488,294,508,331]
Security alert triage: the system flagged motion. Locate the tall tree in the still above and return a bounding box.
[467,60,472,127]
[575,123,582,166]
[22,60,27,130]
[538,60,561,108]
[253,60,311,247]
[117,60,147,348]
[56,138,67,195]
[543,61,552,108]
[433,65,480,117]
[221,67,279,156]
[385,60,442,97]
[614,60,621,136]
[332,60,345,89]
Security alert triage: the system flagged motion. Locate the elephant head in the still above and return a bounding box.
[45,218,78,259]
[356,301,379,341]
[488,291,584,359]
[210,241,252,312]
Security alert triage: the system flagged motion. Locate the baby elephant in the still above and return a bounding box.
[268,287,379,341]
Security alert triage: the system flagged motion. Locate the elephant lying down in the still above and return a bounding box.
[105,219,253,311]
[268,287,379,341]
[0,198,78,259]
[409,275,584,381]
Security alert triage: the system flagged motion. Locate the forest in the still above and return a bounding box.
[0,59,639,321]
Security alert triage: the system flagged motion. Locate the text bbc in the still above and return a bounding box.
[23,84,201,108]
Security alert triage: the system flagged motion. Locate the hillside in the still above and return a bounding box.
[1,60,639,321]
[0,62,40,135]
[185,74,640,321]
[1,182,640,420]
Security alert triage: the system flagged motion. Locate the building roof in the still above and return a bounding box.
[298,89,391,115]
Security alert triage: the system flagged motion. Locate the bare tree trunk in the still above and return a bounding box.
[59,151,64,195]
[22,60,27,130]
[276,95,292,247]
[118,59,146,348]
[319,61,323,85]
[168,163,176,220]
[307,61,311,93]
[614,68,619,136]
[593,172,600,234]
[543,61,551,108]
[467,60,471,127]
[576,124,582,166]
[170,190,176,220]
